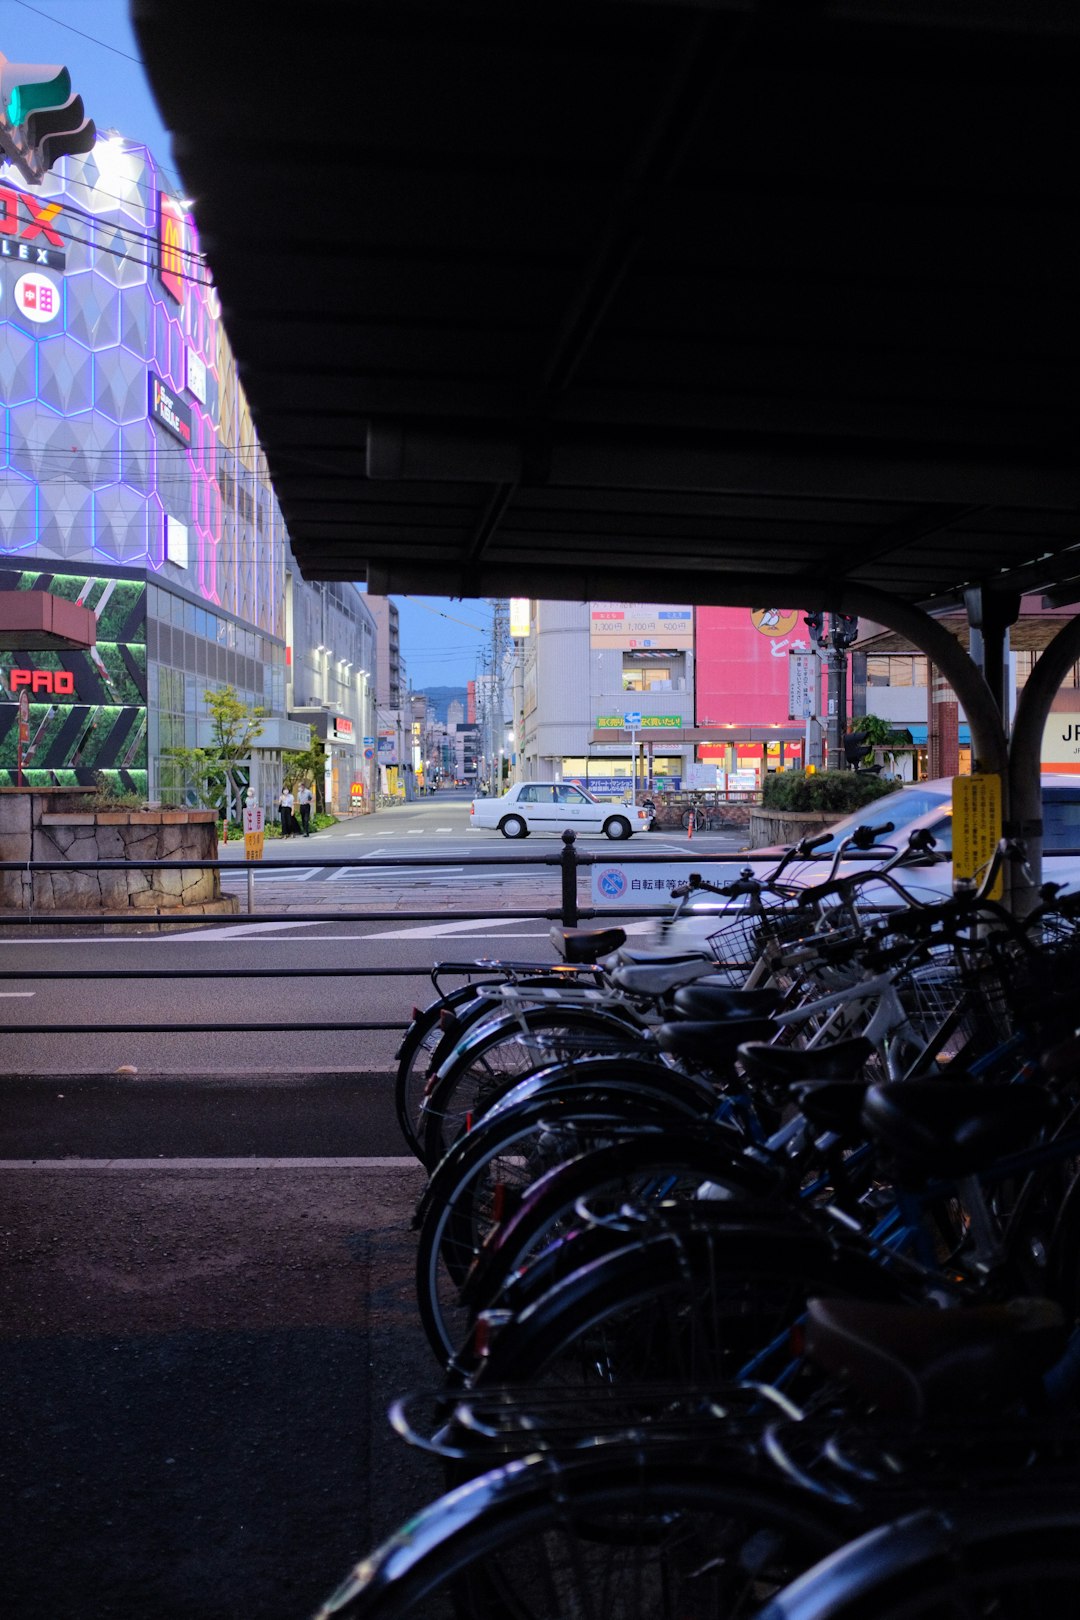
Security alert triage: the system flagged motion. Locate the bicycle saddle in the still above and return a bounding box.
[790,1079,871,1135]
[805,1295,1066,1420]
[861,1082,1054,1178]
[548,925,627,963]
[672,984,784,1021]
[737,1037,873,1088]
[655,1018,780,1065]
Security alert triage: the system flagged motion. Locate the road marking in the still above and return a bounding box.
[0,991,35,997]
[221,866,320,882]
[0,1157,422,1171]
[436,827,452,832]
[164,919,325,941]
[327,865,464,881]
[365,916,532,940]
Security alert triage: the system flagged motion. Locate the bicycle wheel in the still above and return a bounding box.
[416,1080,720,1366]
[313,1446,845,1619]
[758,1500,1080,1619]
[462,1121,778,1326]
[472,1209,901,1395]
[395,982,501,1158]
[397,977,579,1160]
[421,1006,645,1169]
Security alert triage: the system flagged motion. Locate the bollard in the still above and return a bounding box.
[560,828,579,926]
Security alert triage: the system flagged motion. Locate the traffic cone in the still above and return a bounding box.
[687,811,694,840]
[222,818,229,843]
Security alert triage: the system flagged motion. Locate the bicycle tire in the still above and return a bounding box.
[421,1005,645,1169]
[462,1120,779,1322]
[758,1499,1080,1619]
[415,1081,720,1366]
[472,1209,902,1394]
[394,981,500,1158]
[397,976,579,1159]
[313,1446,846,1619]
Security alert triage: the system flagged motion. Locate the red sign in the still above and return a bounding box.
[334,717,353,735]
[0,186,66,270]
[696,607,816,729]
[7,668,75,696]
[158,191,185,303]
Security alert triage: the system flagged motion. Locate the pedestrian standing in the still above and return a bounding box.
[297,783,313,837]
[279,785,295,838]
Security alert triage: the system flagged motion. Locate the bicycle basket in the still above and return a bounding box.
[896,950,1013,1063]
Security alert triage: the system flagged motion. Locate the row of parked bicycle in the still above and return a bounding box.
[313,821,1080,1617]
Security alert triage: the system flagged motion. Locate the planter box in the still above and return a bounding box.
[747,808,848,849]
[0,792,238,916]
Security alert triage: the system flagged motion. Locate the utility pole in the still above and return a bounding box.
[824,612,860,769]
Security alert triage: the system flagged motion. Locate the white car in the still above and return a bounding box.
[470,781,653,840]
[656,775,1080,954]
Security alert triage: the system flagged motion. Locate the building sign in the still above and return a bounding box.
[331,716,353,740]
[157,192,185,303]
[1042,713,1080,772]
[149,371,193,446]
[697,606,813,730]
[13,270,60,323]
[6,668,75,695]
[509,598,531,637]
[1,571,147,794]
[597,714,682,729]
[788,651,818,719]
[165,514,189,567]
[186,348,207,403]
[0,186,66,270]
[589,603,694,651]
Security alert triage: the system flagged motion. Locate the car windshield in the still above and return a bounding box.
[804,786,949,854]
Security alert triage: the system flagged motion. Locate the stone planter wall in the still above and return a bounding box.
[747,807,848,848]
[0,789,238,916]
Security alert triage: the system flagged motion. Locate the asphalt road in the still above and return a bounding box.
[0,789,748,1082]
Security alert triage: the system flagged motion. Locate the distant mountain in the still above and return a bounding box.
[418,685,468,724]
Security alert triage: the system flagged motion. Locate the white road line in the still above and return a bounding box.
[164,919,324,941]
[221,867,320,882]
[436,827,452,832]
[0,991,35,997]
[365,916,532,940]
[327,865,464,881]
[0,1157,422,1171]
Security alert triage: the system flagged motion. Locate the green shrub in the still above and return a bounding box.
[763,771,900,813]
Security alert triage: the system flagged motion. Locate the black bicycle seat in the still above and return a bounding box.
[738,1037,873,1088]
[549,925,627,963]
[672,984,784,1021]
[861,1082,1053,1178]
[655,1019,780,1065]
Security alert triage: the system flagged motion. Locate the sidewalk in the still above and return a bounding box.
[0,1157,439,1619]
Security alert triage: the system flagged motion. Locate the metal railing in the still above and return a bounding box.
[0,831,753,1042]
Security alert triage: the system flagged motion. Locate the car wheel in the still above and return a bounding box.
[500,815,528,839]
[603,816,632,841]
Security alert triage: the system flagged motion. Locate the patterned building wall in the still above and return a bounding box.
[1,136,288,791]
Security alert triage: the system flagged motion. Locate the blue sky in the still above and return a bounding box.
[0,0,488,689]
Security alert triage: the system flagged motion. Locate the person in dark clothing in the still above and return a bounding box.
[297,784,313,836]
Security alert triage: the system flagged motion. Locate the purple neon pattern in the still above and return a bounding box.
[0,137,283,638]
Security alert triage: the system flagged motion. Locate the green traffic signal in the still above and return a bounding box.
[3,62,71,128]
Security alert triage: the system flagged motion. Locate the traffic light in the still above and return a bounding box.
[843,730,870,767]
[804,610,824,644]
[0,55,95,184]
[830,612,860,648]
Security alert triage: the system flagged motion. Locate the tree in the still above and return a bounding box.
[282,727,326,813]
[163,685,265,819]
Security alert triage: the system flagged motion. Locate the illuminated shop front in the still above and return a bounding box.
[1,137,288,802]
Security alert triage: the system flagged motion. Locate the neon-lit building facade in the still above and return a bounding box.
[1,135,287,795]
